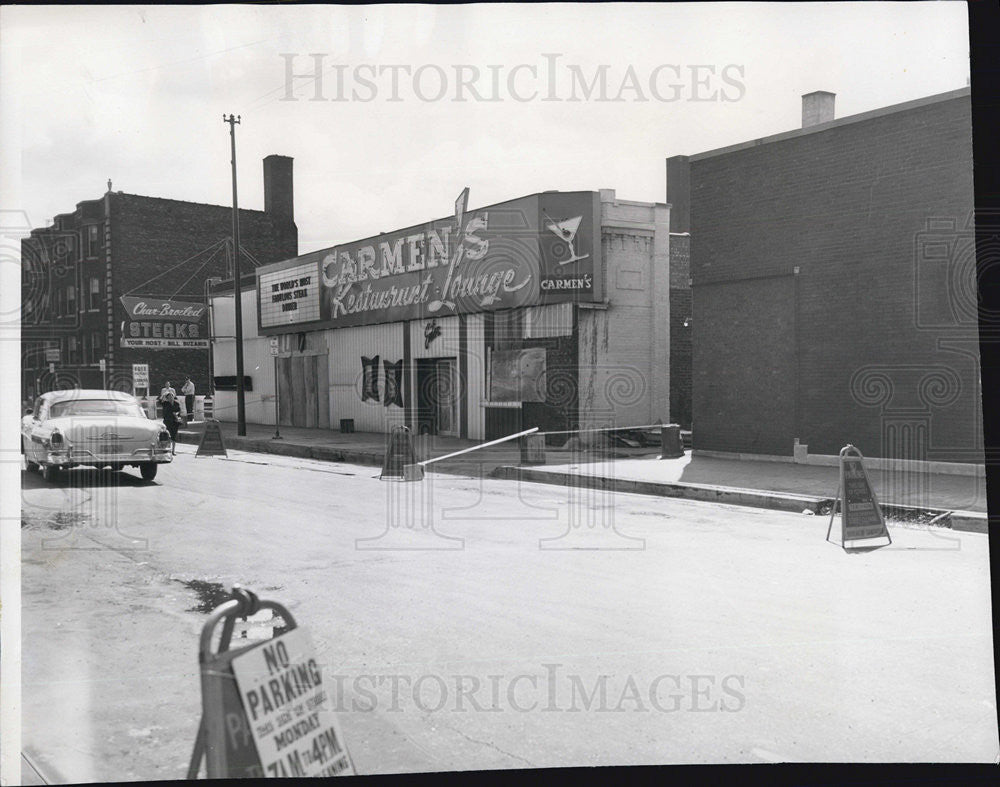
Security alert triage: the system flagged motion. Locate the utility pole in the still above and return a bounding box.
[223,114,246,436]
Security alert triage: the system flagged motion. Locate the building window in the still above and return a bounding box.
[81,333,90,363]
[91,331,103,364]
[89,277,101,310]
[86,224,101,258]
[493,309,524,347]
[66,285,76,315]
[67,336,79,364]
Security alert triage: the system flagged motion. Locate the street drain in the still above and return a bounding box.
[174,578,231,613]
[174,581,291,638]
[21,511,88,530]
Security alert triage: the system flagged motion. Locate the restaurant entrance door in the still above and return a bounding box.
[415,357,459,437]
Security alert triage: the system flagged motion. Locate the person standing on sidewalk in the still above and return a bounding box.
[181,377,195,421]
[161,392,183,456]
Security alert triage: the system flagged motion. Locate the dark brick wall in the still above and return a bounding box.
[21,188,297,400]
[669,289,692,429]
[669,232,690,288]
[22,209,112,396]
[669,234,692,429]
[694,276,796,454]
[690,93,977,461]
[110,194,297,396]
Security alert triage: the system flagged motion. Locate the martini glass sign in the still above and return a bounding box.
[544,212,590,266]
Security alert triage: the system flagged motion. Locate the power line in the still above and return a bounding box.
[123,238,228,295]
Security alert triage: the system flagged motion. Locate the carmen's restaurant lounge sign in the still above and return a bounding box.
[119,296,209,349]
[256,191,601,332]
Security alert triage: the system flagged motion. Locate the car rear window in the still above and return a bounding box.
[49,400,145,418]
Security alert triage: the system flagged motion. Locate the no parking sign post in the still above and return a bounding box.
[187,587,354,778]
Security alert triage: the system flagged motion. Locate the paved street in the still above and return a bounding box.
[21,445,998,781]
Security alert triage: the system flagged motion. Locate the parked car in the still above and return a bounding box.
[21,389,173,482]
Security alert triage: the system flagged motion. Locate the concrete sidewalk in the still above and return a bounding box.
[177,420,989,531]
[176,419,661,476]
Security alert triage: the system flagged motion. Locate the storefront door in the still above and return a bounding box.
[415,357,459,437]
[277,354,329,428]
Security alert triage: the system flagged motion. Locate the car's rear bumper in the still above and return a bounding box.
[44,446,174,467]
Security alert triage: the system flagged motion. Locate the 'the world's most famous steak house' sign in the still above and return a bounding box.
[257,191,603,333]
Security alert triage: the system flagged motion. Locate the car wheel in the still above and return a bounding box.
[139,462,158,482]
[22,440,39,473]
[41,464,60,483]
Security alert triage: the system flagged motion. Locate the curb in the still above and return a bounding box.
[491,465,832,514]
[22,747,66,785]
[489,466,989,534]
[176,431,502,478]
[177,431,384,466]
[176,432,989,534]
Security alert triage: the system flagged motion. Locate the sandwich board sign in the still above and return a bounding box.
[826,444,891,550]
[380,425,417,479]
[230,627,354,777]
[197,420,228,457]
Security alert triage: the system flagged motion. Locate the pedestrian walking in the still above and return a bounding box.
[157,381,175,420]
[159,381,176,401]
[160,392,183,456]
[181,377,196,421]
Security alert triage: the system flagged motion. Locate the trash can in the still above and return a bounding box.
[203,396,214,420]
[340,419,355,433]
[660,424,683,459]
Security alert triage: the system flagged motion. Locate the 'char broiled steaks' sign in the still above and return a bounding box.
[230,627,354,778]
[120,296,209,349]
[256,191,602,333]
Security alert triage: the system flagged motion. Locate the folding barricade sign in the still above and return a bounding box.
[380,424,418,480]
[188,587,354,778]
[196,419,228,458]
[825,444,892,550]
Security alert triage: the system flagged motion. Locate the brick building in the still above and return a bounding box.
[666,87,979,466]
[21,156,298,401]
[669,231,691,430]
[210,189,672,438]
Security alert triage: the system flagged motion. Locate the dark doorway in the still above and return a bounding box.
[415,358,458,436]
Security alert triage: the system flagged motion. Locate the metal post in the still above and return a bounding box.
[223,114,246,436]
[272,355,282,440]
[205,277,222,402]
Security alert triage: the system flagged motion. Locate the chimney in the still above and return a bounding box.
[801,91,836,128]
[263,155,294,224]
[665,155,690,233]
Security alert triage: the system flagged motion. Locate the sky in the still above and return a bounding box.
[0,3,971,255]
